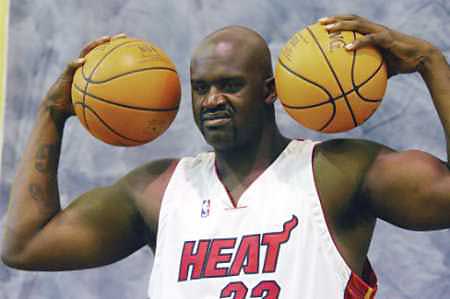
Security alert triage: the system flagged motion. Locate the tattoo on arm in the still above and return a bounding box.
[29,184,44,201]
[28,183,60,222]
[35,144,57,173]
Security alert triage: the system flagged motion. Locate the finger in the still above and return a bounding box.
[111,33,127,40]
[79,35,111,58]
[60,58,86,81]
[319,14,360,25]
[344,32,392,51]
[323,20,381,35]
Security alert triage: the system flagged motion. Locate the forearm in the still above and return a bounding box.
[2,104,68,260]
[419,48,450,160]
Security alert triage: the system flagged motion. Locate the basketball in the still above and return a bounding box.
[275,22,387,133]
[72,37,181,146]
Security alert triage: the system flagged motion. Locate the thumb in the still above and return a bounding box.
[60,58,86,81]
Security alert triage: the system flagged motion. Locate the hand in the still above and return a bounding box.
[42,33,127,122]
[319,15,438,77]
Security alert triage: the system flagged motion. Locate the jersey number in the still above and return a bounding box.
[220,280,280,299]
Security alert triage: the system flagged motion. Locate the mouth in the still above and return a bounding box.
[201,111,232,128]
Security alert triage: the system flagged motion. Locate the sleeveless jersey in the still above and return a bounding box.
[148,139,377,299]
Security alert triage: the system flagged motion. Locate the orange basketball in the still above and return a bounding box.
[275,22,387,133]
[72,37,181,146]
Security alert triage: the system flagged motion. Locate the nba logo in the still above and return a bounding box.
[201,199,211,218]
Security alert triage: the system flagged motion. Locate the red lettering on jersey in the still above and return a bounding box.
[261,215,298,273]
[250,280,281,298]
[204,238,236,278]
[220,281,248,299]
[229,234,260,276]
[178,240,210,281]
[178,215,299,281]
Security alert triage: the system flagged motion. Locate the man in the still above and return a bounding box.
[1,15,449,298]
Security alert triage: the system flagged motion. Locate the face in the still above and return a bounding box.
[191,41,271,151]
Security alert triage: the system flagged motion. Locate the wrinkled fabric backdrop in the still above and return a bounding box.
[1,0,449,298]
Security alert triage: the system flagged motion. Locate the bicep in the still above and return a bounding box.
[365,149,450,230]
[18,184,147,270]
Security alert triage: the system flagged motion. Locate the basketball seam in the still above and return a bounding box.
[306,26,358,129]
[81,40,140,80]
[73,83,179,111]
[278,58,334,100]
[351,32,385,103]
[80,70,90,131]
[281,87,358,108]
[73,102,147,143]
[277,58,337,131]
[81,67,178,84]
[279,59,381,109]
[80,39,140,131]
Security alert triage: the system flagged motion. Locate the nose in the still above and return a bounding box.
[202,86,226,109]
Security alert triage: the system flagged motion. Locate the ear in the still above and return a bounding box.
[264,76,277,104]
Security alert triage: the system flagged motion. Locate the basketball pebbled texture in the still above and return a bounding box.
[275,22,387,133]
[72,37,181,146]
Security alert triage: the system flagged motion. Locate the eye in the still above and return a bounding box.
[191,81,210,95]
[220,79,245,94]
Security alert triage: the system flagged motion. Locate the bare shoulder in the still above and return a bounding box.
[118,158,180,193]
[309,138,393,271]
[116,158,180,245]
[315,138,386,162]
[313,138,387,194]
[362,145,450,229]
[315,139,449,229]
[316,138,446,180]
[313,139,388,222]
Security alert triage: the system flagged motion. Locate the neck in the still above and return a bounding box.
[214,125,290,183]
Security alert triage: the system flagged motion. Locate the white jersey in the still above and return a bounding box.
[148,139,377,299]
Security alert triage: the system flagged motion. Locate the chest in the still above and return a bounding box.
[150,152,354,297]
[160,177,317,284]
[159,149,319,244]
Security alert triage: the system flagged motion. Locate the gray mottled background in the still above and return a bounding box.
[1,0,449,298]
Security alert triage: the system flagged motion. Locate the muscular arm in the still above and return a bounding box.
[1,35,178,270]
[422,51,450,155]
[2,104,69,268]
[364,50,450,230]
[3,183,148,271]
[1,103,176,270]
[1,104,149,270]
[365,148,450,230]
[321,15,450,230]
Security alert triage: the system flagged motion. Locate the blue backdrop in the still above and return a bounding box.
[1,0,449,298]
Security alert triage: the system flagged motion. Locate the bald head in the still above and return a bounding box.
[190,26,278,150]
[191,26,273,80]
